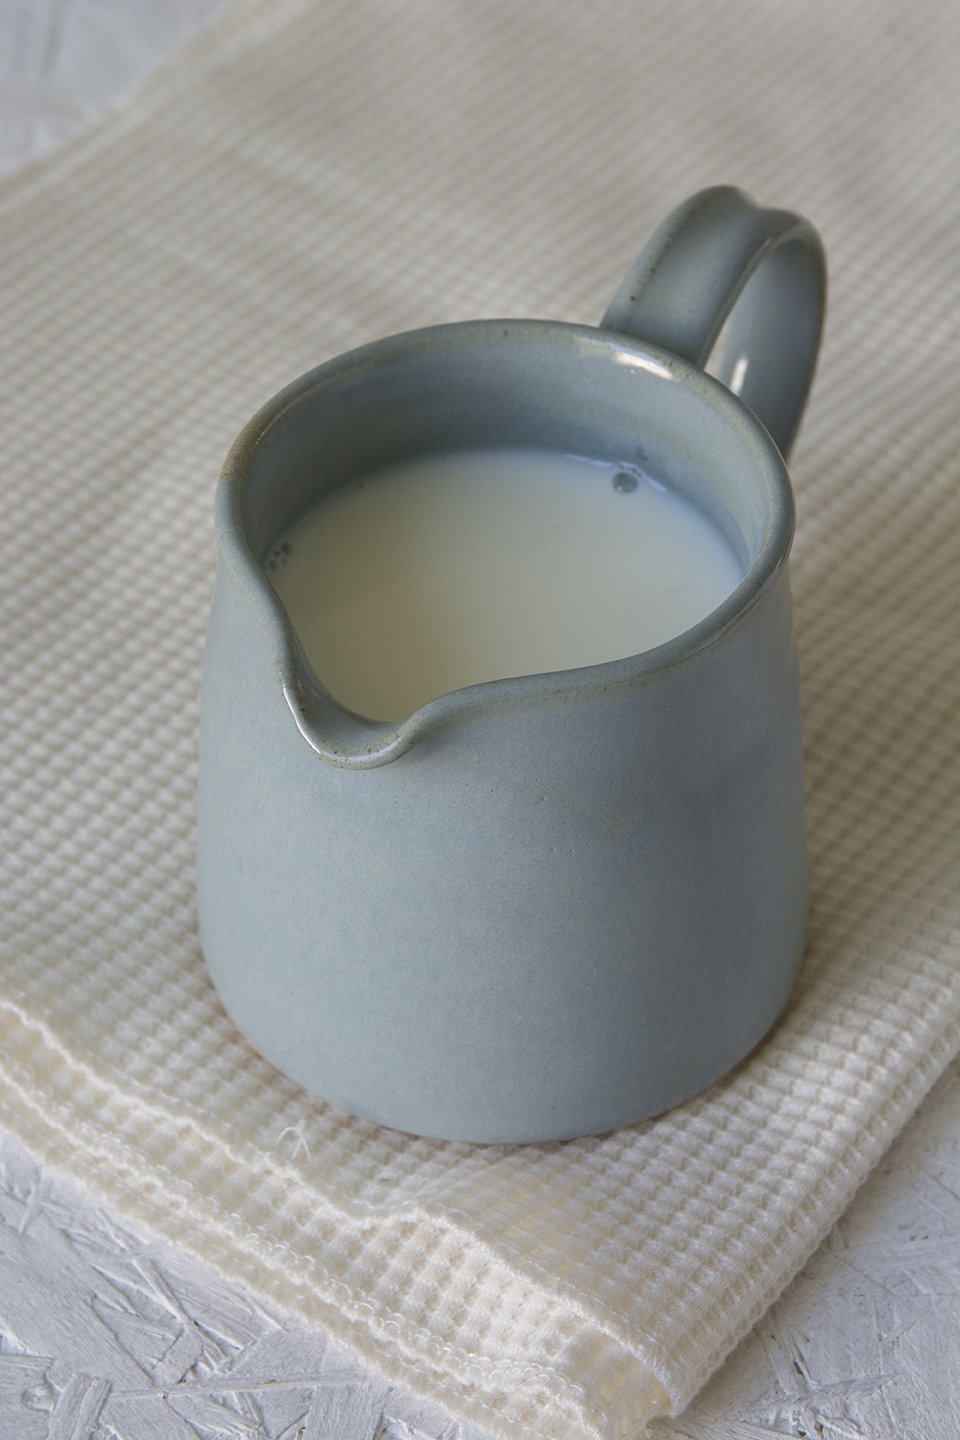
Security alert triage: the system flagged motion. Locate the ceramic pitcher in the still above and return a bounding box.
[197,186,826,1142]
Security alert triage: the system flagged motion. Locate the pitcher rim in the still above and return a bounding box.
[215,319,795,766]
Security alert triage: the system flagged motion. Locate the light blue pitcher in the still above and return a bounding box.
[197,187,826,1142]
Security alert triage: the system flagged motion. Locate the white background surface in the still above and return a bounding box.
[0,3,956,1437]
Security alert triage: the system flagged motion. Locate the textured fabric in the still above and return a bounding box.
[1,2,958,1436]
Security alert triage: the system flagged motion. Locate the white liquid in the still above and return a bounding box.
[267,449,743,721]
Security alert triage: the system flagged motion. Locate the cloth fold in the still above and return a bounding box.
[1,2,958,1436]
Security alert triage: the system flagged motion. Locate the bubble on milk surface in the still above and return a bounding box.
[266,540,293,572]
[612,467,640,493]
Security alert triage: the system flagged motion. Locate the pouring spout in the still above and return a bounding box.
[282,670,415,769]
[216,462,420,769]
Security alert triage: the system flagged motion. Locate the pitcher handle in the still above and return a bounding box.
[601,186,826,460]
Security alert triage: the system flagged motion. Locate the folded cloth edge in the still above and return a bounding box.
[0,999,676,1438]
[2,995,958,1437]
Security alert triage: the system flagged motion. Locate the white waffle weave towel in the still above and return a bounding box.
[1,2,958,1435]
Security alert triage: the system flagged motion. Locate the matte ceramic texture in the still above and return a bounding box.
[196,187,826,1143]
